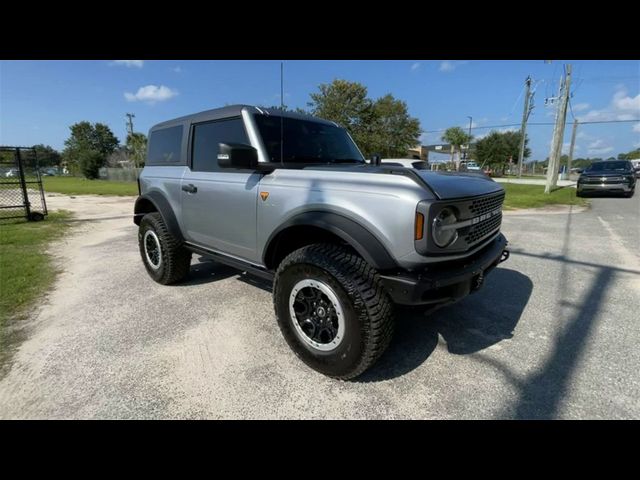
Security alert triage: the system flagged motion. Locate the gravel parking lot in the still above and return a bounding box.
[0,192,638,419]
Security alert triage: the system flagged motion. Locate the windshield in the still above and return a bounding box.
[588,161,630,172]
[254,114,365,164]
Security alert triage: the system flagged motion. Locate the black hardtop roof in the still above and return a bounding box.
[150,104,338,131]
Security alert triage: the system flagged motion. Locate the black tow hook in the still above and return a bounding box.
[500,249,510,263]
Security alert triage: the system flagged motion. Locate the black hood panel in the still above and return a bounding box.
[414,171,504,200]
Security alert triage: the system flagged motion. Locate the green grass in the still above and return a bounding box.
[0,211,72,332]
[43,176,138,196]
[502,184,588,210]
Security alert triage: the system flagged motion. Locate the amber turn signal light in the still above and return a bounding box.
[415,212,424,240]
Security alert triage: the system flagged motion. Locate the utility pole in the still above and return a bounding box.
[518,76,533,178]
[545,64,572,194]
[567,119,578,179]
[465,116,473,160]
[126,113,135,137]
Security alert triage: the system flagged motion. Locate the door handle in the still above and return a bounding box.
[182,184,197,194]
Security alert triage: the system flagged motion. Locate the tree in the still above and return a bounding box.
[306,79,421,158]
[368,95,422,158]
[78,150,105,179]
[31,144,61,168]
[307,79,375,154]
[126,132,147,168]
[474,130,530,174]
[618,148,640,160]
[107,146,130,168]
[441,127,473,171]
[62,121,119,178]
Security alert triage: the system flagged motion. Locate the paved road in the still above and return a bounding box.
[0,192,638,419]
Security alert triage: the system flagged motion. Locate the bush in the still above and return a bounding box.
[78,150,105,179]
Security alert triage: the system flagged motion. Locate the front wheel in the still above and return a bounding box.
[138,212,191,285]
[273,244,394,380]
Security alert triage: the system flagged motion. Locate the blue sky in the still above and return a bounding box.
[1,60,639,161]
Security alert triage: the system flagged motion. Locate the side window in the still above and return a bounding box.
[147,125,183,165]
[191,117,249,172]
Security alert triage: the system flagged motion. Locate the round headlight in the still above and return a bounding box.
[432,207,458,248]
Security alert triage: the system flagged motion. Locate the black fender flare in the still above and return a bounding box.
[264,211,397,271]
[133,192,184,242]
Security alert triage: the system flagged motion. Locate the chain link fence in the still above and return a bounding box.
[0,146,48,221]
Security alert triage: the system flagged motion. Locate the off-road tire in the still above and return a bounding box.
[138,212,191,285]
[273,243,394,380]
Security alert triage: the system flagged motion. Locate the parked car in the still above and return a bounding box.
[41,168,58,176]
[577,160,636,197]
[381,158,429,170]
[461,160,481,171]
[630,159,640,178]
[134,105,510,379]
[5,168,18,178]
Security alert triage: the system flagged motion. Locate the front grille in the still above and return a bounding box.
[464,211,502,245]
[582,176,624,183]
[461,192,504,247]
[421,190,505,255]
[469,192,505,216]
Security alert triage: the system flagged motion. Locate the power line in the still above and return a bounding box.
[422,118,640,134]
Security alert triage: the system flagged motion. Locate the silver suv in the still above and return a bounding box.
[134,105,510,379]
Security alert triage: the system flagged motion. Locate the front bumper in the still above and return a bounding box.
[380,233,509,306]
[577,182,633,192]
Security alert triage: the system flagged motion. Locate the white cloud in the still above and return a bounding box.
[439,60,467,72]
[411,62,421,71]
[124,85,178,104]
[577,131,592,140]
[587,139,614,155]
[572,102,590,112]
[172,66,182,73]
[578,86,640,122]
[612,89,640,111]
[561,142,580,154]
[110,60,144,68]
[632,122,640,133]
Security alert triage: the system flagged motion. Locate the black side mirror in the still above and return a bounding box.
[370,153,382,166]
[218,143,258,169]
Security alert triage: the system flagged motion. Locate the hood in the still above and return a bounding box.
[414,171,504,200]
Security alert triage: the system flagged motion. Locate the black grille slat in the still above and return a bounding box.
[464,212,502,245]
[468,192,505,216]
[462,192,504,247]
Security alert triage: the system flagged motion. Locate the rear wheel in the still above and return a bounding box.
[273,244,394,380]
[138,212,191,285]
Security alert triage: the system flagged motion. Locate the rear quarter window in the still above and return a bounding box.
[147,125,184,165]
